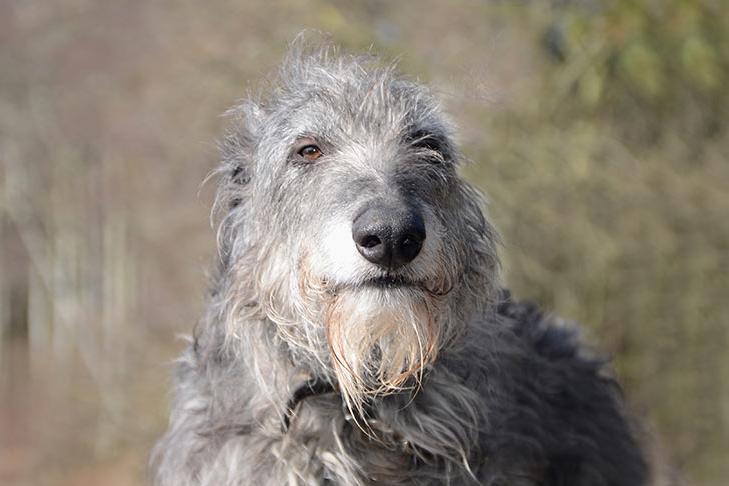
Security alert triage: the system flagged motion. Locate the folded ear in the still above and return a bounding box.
[220,100,263,187]
[211,101,264,264]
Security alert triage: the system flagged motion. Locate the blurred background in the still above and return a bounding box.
[1,0,727,484]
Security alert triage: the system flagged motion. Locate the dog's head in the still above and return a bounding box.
[215,44,500,412]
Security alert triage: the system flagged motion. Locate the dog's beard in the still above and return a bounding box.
[323,287,442,415]
[244,249,454,416]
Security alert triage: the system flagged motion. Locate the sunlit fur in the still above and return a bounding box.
[152,40,648,485]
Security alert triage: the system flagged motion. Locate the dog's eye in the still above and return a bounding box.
[297,144,323,162]
[408,130,446,163]
[412,136,441,152]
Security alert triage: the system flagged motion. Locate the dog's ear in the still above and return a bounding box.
[212,101,263,255]
[220,100,263,188]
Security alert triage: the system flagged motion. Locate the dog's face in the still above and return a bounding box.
[218,49,499,410]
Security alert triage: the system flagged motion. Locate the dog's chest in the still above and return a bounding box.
[274,396,417,485]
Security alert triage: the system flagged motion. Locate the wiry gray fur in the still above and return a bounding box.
[152,41,648,485]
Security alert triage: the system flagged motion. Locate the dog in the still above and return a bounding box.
[152,43,648,485]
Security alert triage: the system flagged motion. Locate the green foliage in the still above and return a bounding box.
[544,0,727,145]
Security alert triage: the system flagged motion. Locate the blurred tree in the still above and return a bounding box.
[543,0,727,144]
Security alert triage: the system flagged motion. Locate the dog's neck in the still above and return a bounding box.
[203,307,487,478]
[281,375,336,431]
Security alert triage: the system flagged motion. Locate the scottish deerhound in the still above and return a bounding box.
[152,44,648,485]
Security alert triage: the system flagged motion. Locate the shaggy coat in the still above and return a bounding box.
[152,45,648,486]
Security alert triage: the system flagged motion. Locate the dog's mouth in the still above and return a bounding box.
[318,274,423,295]
[361,275,416,289]
[308,266,454,298]
[325,274,437,295]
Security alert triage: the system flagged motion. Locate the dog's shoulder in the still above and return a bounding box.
[463,288,650,485]
[494,288,592,364]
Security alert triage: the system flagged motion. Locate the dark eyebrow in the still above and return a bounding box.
[406,129,446,153]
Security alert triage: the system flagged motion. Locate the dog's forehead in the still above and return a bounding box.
[271,59,446,141]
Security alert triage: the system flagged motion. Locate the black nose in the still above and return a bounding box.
[352,202,426,270]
